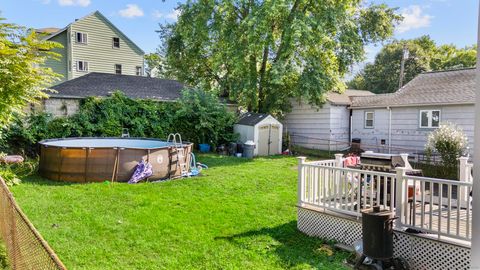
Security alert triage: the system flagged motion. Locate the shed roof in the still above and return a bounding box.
[236,113,273,126]
[351,68,476,108]
[50,72,184,101]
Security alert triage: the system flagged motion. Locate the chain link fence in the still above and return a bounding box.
[0,177,66,270]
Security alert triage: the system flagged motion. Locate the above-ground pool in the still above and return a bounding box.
[39,138,193,183]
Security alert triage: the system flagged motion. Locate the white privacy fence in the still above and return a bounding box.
[298,156,474,243]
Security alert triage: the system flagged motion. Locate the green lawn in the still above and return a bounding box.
[11,155,350,269]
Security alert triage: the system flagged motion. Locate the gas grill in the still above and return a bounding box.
[356,151,422,176]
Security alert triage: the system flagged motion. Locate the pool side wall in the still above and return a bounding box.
[39,142,193,182]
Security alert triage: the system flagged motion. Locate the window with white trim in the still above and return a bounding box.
[75,32,88,44]
[115,64,122,75]
[364,111,374,128]
[112,37,120,48]
[76,61,88,72]
[419,110,440,128]
[135,66,142,76]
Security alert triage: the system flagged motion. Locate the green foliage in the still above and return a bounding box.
[0,159,38,186]
[144,52,168,78]
[0,91,238,155]
[0,18,62,129]
[348,36,477,93]
[175,90,238,145]
[159,1,400,113]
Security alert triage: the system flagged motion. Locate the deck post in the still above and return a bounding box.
[458,156,469,207]
[334,154,343,168]
[297,157,306,206]
[395,167,407,228]
[471,2,480,267]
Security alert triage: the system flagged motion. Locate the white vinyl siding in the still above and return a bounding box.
[283,100,351,151]
[70,12,144,78]
[351,105,474,155]
[364,111,374,128]
[419,110,440,128]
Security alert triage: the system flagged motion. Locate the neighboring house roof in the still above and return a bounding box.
[327,89,375,105]
[35,27,61,34]
[50,72,184,101]
[351,68,476,108]
[236,113,271,126]
[43,11,144,55]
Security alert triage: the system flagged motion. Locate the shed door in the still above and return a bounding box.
[257,124,280,156]
[269,125,280,155]
[258,125,270,156]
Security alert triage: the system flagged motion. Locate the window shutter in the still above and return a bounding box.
[83,33,88,44]
[75,61,78,71]
[85,62,89,71]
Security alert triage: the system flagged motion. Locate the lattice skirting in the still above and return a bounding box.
[297,207,471,270]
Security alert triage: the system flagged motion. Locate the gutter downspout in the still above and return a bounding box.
[388,106,392,154]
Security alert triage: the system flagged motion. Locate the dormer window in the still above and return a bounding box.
[75,32,87,44]
[112,37,120,48]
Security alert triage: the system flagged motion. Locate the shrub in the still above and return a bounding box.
[0,159,38,186]
[425,122,468,177]
[0,91,238,155]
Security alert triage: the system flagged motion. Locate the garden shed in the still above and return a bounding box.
[234,113,283,156]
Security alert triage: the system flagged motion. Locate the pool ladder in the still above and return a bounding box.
[167,133,188,177]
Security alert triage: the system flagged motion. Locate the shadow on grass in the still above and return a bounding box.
[215,221,350,269]
[20,174,84,186]
[197,154,291,168]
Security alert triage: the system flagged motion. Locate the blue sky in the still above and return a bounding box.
[1,0,478,66]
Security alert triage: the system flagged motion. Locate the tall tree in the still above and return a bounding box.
[348,36,477,93]
[159,1,400,113]
[0,18,61,128]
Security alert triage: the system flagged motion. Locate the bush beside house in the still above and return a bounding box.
[0,90,238,156]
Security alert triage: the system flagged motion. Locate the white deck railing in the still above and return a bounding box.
[298,155,473,243]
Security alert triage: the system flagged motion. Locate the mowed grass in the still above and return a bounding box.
[11,155,350,269]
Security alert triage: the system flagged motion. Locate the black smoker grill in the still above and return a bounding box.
[355,206,409,269]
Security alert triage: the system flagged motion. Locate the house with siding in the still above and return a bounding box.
[42,72,185,117]
[32,11,147,116]
[39,11,145,84]
[350,68,475,155]
[283,90,374,151]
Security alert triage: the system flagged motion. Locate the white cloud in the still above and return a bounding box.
[58,0,90,7]
[152,9,180,21]
[41,0,51,4]
[119,4,144,18]
[397,5,433,33]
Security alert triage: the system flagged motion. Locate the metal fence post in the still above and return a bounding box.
[395,167,407,228]
[298,157,306,206]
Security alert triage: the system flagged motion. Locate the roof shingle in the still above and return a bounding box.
[351,68,476,108]
[50,72,185,101]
